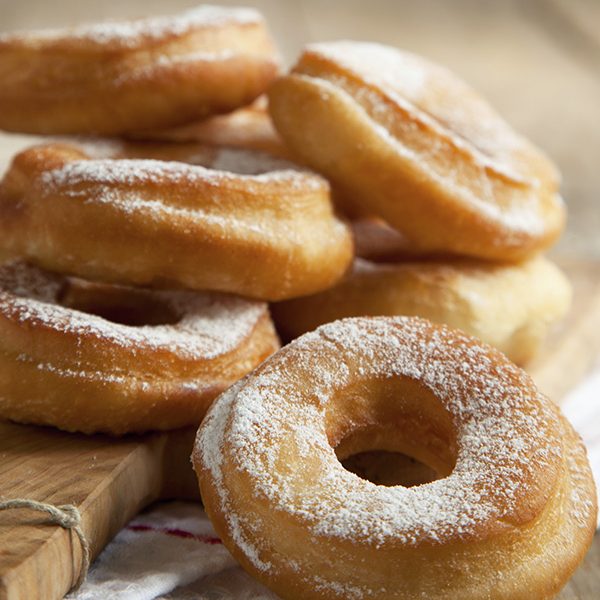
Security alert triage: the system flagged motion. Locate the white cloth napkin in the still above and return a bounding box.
[562,369,600,527]
[66,502,270,600]
[69,369,600,600]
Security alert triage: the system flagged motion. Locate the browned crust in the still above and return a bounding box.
[0,142,353,301]
[131,98,292,158]
[0,9,280,134]
[272,256,572,364]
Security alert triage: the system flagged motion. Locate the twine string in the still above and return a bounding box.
[0,498,90,590]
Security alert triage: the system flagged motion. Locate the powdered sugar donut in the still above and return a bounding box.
[269,42,565,261]
[0,261,279,434]
[0,142,352,301]
[0,6,279,135]
[194,317,596,599]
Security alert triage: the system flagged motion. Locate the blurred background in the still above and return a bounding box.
[0,0,599,258]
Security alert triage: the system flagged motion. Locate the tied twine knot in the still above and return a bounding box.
[0,498,90,591]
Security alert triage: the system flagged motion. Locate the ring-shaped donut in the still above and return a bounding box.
[268,42,565,261]
[0,6,279,135]
[0,260,279,434]
[0,142,353,300]
[195,317,596,599]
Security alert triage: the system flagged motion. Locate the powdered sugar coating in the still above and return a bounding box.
[36,150,325,240]
[567,436,597,530]
[40,147,324,191]
[63,140,302,176]
[34,146,326,242]
[0,5,263,49]
[0,260,267,360]
[207,147,297,176]
[2,140,350,302]
[196,316,562,586]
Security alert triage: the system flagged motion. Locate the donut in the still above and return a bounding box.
[0,141,353,301]
[194,317,597,599]
[268,42,565,261]
[0,6,279,135]
[272,256,571,364]
[134,97,290,158]
[0,260,279,435]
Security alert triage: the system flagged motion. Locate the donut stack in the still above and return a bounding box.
[269,41,572,364]
[0,6,353,434]
[0,7,574,429]
[0,7,596,600]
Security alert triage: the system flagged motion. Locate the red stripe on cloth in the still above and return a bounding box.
[127,523,222,545]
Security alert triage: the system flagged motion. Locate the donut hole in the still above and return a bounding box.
[58,280,181,326]
[341,450,438,487]
[328,376,458,487]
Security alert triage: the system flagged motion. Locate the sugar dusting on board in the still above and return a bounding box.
[196,316,564,595]
[0,260,267,361]
[0,6,263,48]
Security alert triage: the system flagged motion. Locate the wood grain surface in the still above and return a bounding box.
[0,0,598,598]
[0,427,199,600]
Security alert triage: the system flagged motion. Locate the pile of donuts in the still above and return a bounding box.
[0,5,595,600]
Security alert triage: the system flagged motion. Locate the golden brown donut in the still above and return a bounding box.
[194,316,597,600]
[272,256,571,364]
[134,97,290,158]
[269,42,565,261]
[0,141,353,301]
[0,260,279,435]
[0,6,279,135]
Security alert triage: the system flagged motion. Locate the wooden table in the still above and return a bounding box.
[0,0,598,597]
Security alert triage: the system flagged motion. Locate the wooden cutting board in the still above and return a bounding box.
[1,259,599,600]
